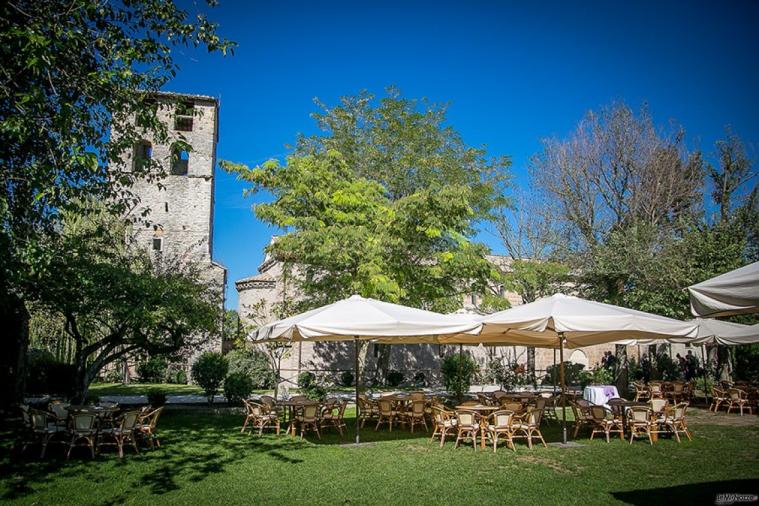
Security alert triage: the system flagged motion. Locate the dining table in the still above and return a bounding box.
[583,385,619,408]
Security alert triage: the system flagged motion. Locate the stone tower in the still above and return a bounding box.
[118,91,227,357]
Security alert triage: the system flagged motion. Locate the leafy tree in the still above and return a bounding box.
[192,352,229,405]
[441,352,477,402]
[224,90,511,380]
[0,0,233,408]
[32,204,222,402]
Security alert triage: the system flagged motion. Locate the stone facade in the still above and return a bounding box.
[235,243,675,387]
[114,91,227,372]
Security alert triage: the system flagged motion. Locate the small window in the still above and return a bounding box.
[174,101,194,131]
[170,144,189,175]
[133,141,152,170]
[152,237,163,252]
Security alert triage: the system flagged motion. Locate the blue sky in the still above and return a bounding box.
[167,0,759,309]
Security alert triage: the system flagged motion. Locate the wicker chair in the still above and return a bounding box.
[486,410,516,453]
[499,399,524,415]
[667,382,686,403]
[375,398,401,431]
[662,402,692,442]
[97,410,140,458]
[136,406,164,448]
[402,400,428,433]
[726,388,753,416]
[648,382,664,399]
[358,396,379,428]
[295,403,321,439]
[650,398,669,417]
[409,392,426,401]
[710,387,728,412]
[320,400,348,435]
[570,401,593,438]
[24,408,62,458]
[67,412,98,459]
[48,401,70,430]
[430,406,457,447]
[541,394,559,424]
[589,405,624,443]
[512,407,547,449]
[633,382,650,402]
[627,406,653,445]
[454,410,479,450]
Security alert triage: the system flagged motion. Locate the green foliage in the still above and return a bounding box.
[735,344,759,383]
[297,371,327,401]
[191,352,229,405]
[226,348,276,389]
[441,353,477,399]
[386,370,404,387]
[147,389,167,407]
[543,362,586,387]
[136,357,168,384]
[222,89,510,314]
[223,372,254,406]
[339,370,355,387]
[655,353,683,381]
[484,359,530,390]
[590,367,614,385]
[503,259,570,304]
[24,349,77,397]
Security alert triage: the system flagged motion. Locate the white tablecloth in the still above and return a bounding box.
[583,385,619,407]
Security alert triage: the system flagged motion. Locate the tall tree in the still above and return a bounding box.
[224,89,511,380]
[0,0,233,407]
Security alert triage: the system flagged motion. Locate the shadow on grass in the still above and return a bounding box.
[610,479,759,504]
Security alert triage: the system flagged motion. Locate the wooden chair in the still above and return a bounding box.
[48,401,70,430]
[454,410,479,450]
[486,410,516,453]
[358,396,379,428]
[650,398,669,417]
[512,407,547,449]
[541,394,559,424]
[320,400,348,435]
[295,403,321,439]
[648,382,664,399]
[570,401,593,438]
[667,382,686,403]
[499,399,524,415]
[136,406,164,448]
[726,388,753,416]
[375,399,401,431]
[430,406,457,447]
[589,405,624,443]
[633,382,650,402]
[289,395,308,403]
[402,400,428,433]
[24,408,62,458]
[662,402,692,442]
[627,406,653,445]
[97,410,140,458]
[710,387,728,412]
[409,392,426,401]
[66,412,98,459]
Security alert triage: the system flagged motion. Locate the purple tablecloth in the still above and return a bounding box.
[583,385,620,407]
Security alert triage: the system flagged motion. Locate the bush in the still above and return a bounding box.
[339,370,354,387]
[147,388,167,407]
[101,368,122,383]
[441,353,476,400]
[226,348,276,389]
[386,370,404,387]
[413,371,427,387]
[298,371,327,401]
[223,372,253,406]
[590,366,613,385]
[735,344,759,383]
[191,352,229,404]
[25,349,77,397]
[655,353,682,381]
[298,371,316,389]
[136,356,168,383]
[543,362,586,387]
[164,363,187,384]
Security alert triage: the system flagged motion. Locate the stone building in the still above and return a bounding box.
[235,240,667,388]
[115,91,227,373]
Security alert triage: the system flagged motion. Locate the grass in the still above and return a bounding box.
[88,383,206,397]
[1,407,757,505]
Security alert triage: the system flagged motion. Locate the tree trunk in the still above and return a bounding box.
[526,347,536,383]
[615,344,628,396]
[375,343,392,386]
[0,292,30,411]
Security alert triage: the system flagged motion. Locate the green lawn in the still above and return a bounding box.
[1,407,757,505]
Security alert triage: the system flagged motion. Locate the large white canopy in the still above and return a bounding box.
[250,294,481,343]
[616,318,759,347]
[474,294,699,349]
[688,262,759,317]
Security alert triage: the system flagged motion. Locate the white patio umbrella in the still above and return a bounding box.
[250,295,482,444]
[475,294,699,443]
[688,261,759,317]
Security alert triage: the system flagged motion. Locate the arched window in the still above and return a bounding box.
[133,140,152,171]
[170,143,189,175]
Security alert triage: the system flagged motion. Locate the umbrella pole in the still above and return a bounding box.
[701,345,709,405]
[559,334,567,444]
[552,349,557,394]
[354,336,360,445]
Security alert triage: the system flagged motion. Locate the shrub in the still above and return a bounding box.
[136,356,168,383]
[655,353,682,381]
[735,344,759,383]
[101,368,122,383]
[298,371,327,401]
[339,370,354,387]
[226,348,276,389]
[543,362,586,387]
[25,349,77,397]
[413,371,427,387]
[164,363,187,384]
[590,366,613,385]
[441,353,476,400]
[223,372,253,406]
[386,370,404,387]
[147,388,167,407]
[191,352,229,404]
[298,371,316,389]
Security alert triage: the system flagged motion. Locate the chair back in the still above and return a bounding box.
[410,400,425,416]
[628,406,650,423]
[409,392,425,401]
[500,400,522,413]
[526,407,544,427]
[30,409,50,430]
[673,402,688,421]
[146,407,164,429]
[290,395,308,403]
[608,398,626,418]
[302,403,319,421]
[336,400,348,419]
[589,405,609,421]
[492,391,508,401]
[71,413,97,431]
[460,400,479,407]
[456,410,477,427]
[729,388,745,401]
[649,383,663,396]
[490,410,513,428]
[49,401,69,419]
[650,398,668,413]
[575,399,591,408]
[672,382,685,394]
[378,399,393,415]
[121,410,141,430]
[20,404,32,428]
[534,396,547,411]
